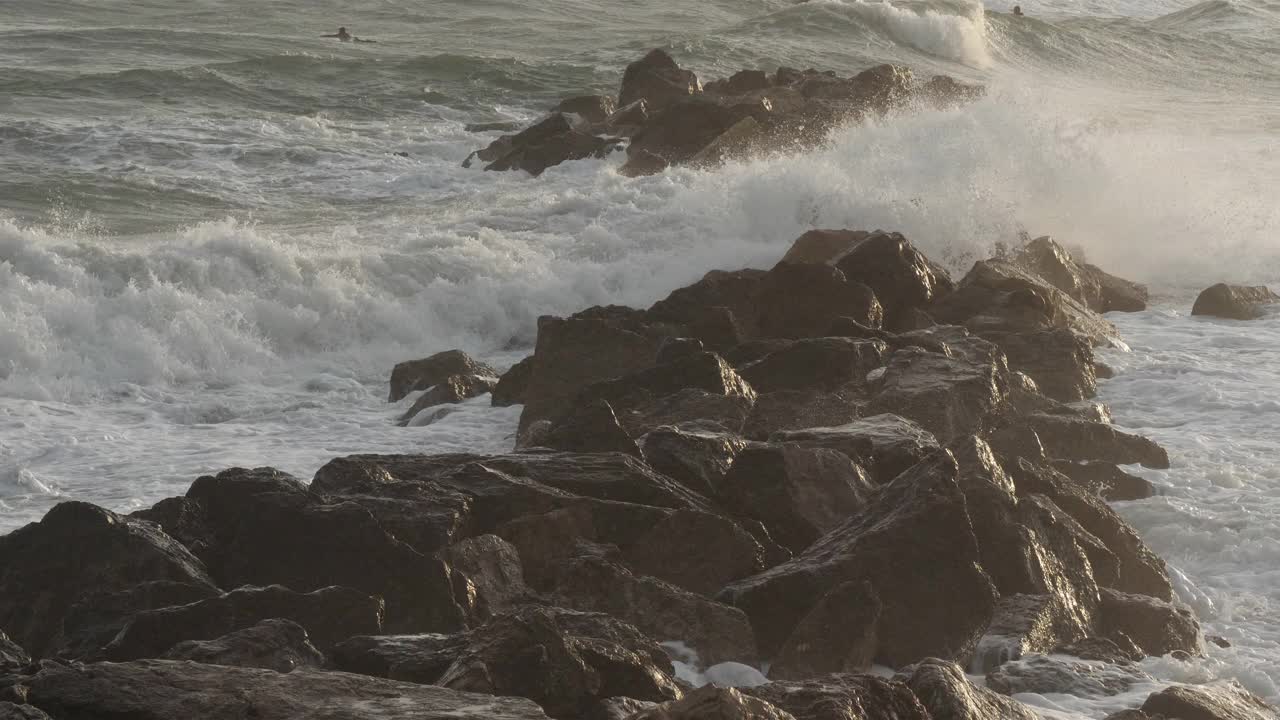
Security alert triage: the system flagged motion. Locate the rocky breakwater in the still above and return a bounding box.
[2,233,1276,720]
[463,49,984,177]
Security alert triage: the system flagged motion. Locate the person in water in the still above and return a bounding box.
[321,27,377,42]
[1012,5,1024,15]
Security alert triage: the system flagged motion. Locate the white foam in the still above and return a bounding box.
[834,0,994,68]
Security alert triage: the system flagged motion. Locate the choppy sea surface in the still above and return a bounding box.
[2,0,1278,714]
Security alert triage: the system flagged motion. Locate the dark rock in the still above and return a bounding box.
[134,468,465,634]
[1086,263,1149,312]
[770,581,881,679]
[832,231,954,331]
[334,607,681,719]
[687,117,767,168]
[161,618,324,672]
[714,444,874,554]
[552,555,758,666]
[1053,635,1146,664]
[483,451,711,511]
[903,658,1039,720]
[974,594,1087,672]
[1101,712,1152,720]
[626,388,755,436]
[0,501,216,659]
[628,96,769,165]
[631,686,796,720]
[1026,414,1170,468]
[465,121,522,133]
[619,49,701,111]
[544,399,643,457]
[649,269,766,340]
[770,414,940,485]
[1096,361,1116,379]
[0,704,50,720]
[492,355,534,407]
[780,229,868,265]
[742,389,863,441]
[640,424,747,497]
[1191,283,1279,320]
[620,149,670,177]
[399,373,497,425]
[572,351,756,427]
[1013,236,1108,312]
[868,347,1010,442]
[754,263,883,339]
[723,69,773,94]
[1208,635,1232,648]
[986,653,1154,698]
[656,337,705,365]
[744,674,929,720]
[0,632,28,669]
[104,584,382,660]
[389,349,496,403]
[720,450,998,665]
[1141,682,1277,720]
[438,535,529,615]
[591,697,659,720]
[919,75,986,108]
[55,580,219,660]
[554,95,617,124]
[1054,461,1156,501]
[14,659,553,720]
[606,99,650,135]
[739,338,888,393]
[1099,588,1202,658]
[976,328,1096,402]
[625,509,776,597]
[485,113,621,175]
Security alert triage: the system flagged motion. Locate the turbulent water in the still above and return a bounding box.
[2,0,1279,714]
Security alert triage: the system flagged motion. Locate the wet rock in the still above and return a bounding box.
[714,444,874,554]
[868,347,1010,442]
[606,99,650,136]
[389,349,497,403]
[770,414,940,485]
[1140,681,1277,720]
[1208,635,1232,648]
[739,339,888,393]
[754,262,883,339]
[1013,236,1115,314]
[903,658,1039,720]
[621,149,671,177]
[1053,461,1156,501]
[1099,588,1202,658]
[780,229,868,265]
[592,697,660,720]
[631,686,795,720]
[0,704,50,720]
[439,535,529,615]
[832,231,954,330]
[640,424,748,497]
[543,399,644,457]
[619,49,701,111]
[628,96,770,165]
[483,451,711,511]
[1053,635,1145,664]
[1026,414,1170,468]
[977,328,1097,402]
[552,555,758,666]
[626,389,756,436]
[1087,264,1149,312]
[492,355,534,407]
[554,95,617,124]
[134,468,465,634]
[741,389,865,441]
[744,674,929,720]
[161,618,324,672]
[688,117,766,167]
[648,269,766,340]
[465,120,522,133]
[13,659,553,720]
[721,450,998,665]
[104,584,382,660]
[399,373,497,425]
[0,501,217,659]
[919,74,986,108]
[334,607,681,719]
[769,581,881,679]
[573,351,756,428]
[55,580,220,660]
[1191,283,1279,320]
[484,113,621,175]
[656,337,705,365]
[0,632,28,669]
[625,509,776,597]
[986,653,1153,698]
[974,594,1085,672]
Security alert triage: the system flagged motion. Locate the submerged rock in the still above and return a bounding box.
[389,350,497,403]
[1137,681,1277,720]
[985,653,1153,698]
[399,373,497,425]
[1191,283,1279,320]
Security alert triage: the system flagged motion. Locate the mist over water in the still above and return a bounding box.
[2,0,1279,713]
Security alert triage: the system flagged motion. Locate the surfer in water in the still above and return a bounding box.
[321,27,377,42]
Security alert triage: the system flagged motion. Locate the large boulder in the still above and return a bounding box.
[713,444,874,553]
[133,468,466,634]
[753,263,883,339]
[1098,588,1202,658]
[0,631,28,669]
[744,674,930,720]
[54,580,219,660]
[1138,682,1277,720]
[648,269,763,340]
[1013,236,1147,314]
[399,373,497,425]
[720,450,998,665]
[483,113,621,175]
[1191,283,1279,320]
[1053,461,1156,501]
[9,659,553,720]
[630,686,796,720]
[976,328,1096,402]
[389,349,496,403]
[0,501,217,659]
[542,399,643,457]
[741,388,864,441]
[640,424,748,497]
[570,351,756,428]
[160,618,325,672]
[0,704,50,720]
[739,339,888,393]
[625,388,756,437]
[619,49,701,111]
[554,95,617,124]
[333,607,681,719]
[625,95,770,168]
[1025,414,1170,468]
[831,231,954,331]
[103,584,383,660]
[780,229,868,265]
[902,658,1040,720]
[770,414,940,485]
[492,356,534,407]
[769,581,881,679]
[623,509,779,597]
[868,347,1010,442]
[438,534,529,615]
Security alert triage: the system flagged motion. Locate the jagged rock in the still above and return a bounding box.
[977,328,1096,402]
[1026,414,1170,468]
[754,263,883,339]
[619,49,701,110]
[919,75,986,108]
[903,658,1039,720]
[780,229,868,265]
[573,352,756,428]
[134,468,465,634]
[493,356,534,407]
[688,117,766,167]
[1102,712,1152,720]
[640,424,748,497]
[1191,283,1279,320]
[709,69,772,95]
[465,121,522,133]
[606,99,650,136]
[1139,681,1277,720]
[552,555,758,666]
[482,113,621,175]
[986,653,1154,698]
[389,350,497,403]
[628,96,770,165]
[1053,461,1156,501]
[1014,236,1148,314]
[832,231,954,330]
[626,389,756,436]
[11,659,553,720]
[868,347,1010,442]
[744,674,930,720]
[1053,635,1145,664]
[483,451,710,511]
[439,535,529,615]
[770,414,940,485]
[0,704,50,720]
[1208,635,1232,648]
[592,697,660,720]
[544,399,643,457]
[769,581,881,680]
[741,388,864,441]
[625,509,777,597]
[714,444,874,553]
[656,337,706,365]
[55,580,219,660]
[160,618,324,672]
[974,594,1082,672]
[0,631,28,669]
[721,450,998,664]
[103,584,382,660]
[739,339,888,393]
[1099,588,1202,658]
[555,95,617,124]
[648,269,765,339]
[631,686,795,720]
[333,607,681,719]
[0,501,217,659]
[399,373,497,425]
[621,149,671,177]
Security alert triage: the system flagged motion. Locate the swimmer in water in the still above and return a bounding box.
[321,26,352,41]
[1012,5,1024,15]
